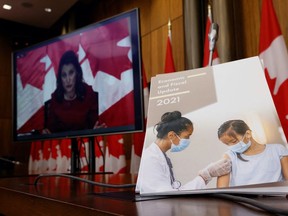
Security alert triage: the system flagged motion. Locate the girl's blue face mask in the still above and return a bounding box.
[170,134,190,152]
[228,134,251,154]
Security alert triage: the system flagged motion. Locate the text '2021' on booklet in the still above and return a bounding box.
[137,56,288,196]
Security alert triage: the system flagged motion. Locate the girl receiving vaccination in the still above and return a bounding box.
[217,119,288,187]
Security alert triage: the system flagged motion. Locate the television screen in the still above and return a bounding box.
[12,8,144,142]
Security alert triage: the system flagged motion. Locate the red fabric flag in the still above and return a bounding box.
[57,138,71,173]
[259,0,288,141]
[42,140,52,172]
[78,138,89,171]
[164,23,176,73]
[105,134,127,174]
[94,136,105,172]
[28,140,42,174]
[130,63,149,173]
[29,139,71,174]
[203,5,220,67]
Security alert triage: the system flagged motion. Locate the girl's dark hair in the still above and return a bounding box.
[154,111,193,139]
[218,119,250,162]
[218,119,250,139]
[55,50,86,102]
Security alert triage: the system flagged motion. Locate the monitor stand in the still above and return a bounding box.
[70,137,96,174]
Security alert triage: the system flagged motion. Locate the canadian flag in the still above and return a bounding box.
[130,63,149,174]
[78,138,89,171]
[259,0,288,141]
[56,138,71,173]
[104,134,127,174]
[29,139,71,174]
[164,20,176,73]
[94,136,105,172]
[28,140,42,174]
[203,4,220,67]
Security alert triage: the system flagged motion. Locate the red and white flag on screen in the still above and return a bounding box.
[105,134,127,174]
[130,63,149,174]
[164,20,176,73]
[259,0,288,141]
[203,4,220,67]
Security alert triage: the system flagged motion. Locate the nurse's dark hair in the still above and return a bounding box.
[154,111,193,139]
[217,119,250,162]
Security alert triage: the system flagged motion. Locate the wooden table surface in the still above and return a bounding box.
[0,173,287,216]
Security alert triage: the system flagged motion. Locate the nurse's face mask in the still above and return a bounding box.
[170,133,190,152]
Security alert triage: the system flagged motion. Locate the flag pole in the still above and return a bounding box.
[208,0,213,21]
[164,18,176,73]
[203,0,220,67]
[168,19,172,40]
[207,4,213,66]
[207,2,219,66]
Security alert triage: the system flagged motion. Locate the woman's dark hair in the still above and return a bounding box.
[55,50,86,102]
[218,119,250,162]
[154,111,193,139]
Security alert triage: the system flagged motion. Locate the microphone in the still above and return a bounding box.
[208,23,218,52]
[0,157,21,165]
[208,23,219,66]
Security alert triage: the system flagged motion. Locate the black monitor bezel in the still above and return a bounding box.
[12,8,144,142]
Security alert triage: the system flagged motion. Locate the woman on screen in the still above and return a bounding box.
[217,119,288,187]
[136,111,231,193]
[43,50,105,134]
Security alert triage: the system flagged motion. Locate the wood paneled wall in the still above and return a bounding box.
[0,34,12,156]
[215,0,288,62]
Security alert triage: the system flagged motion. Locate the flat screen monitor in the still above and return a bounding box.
[12,8,144,142]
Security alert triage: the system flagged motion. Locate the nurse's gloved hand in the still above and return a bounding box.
[198,158,231,184]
